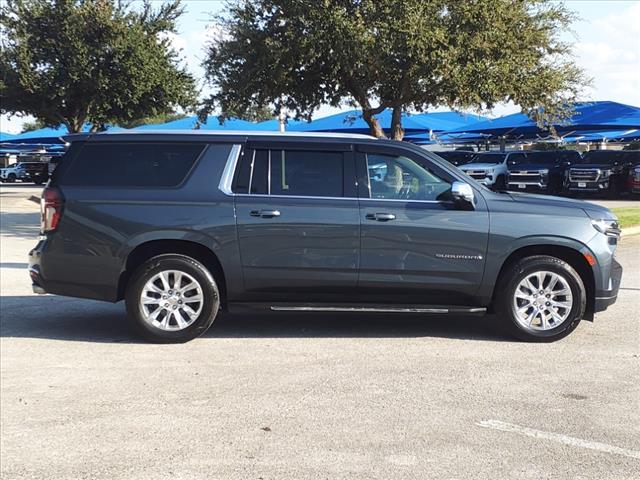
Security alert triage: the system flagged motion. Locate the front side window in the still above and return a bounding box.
[366,153,452,201]
[234,148,345,197]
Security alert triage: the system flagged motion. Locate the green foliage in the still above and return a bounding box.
[21,119,46,133]
[203,0,588,139]
[122,113,188,129]
[0,0,196,132]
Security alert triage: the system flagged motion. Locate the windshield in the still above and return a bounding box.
[576,151,625,165]
[468,153,506,164]
[512,152,558,166]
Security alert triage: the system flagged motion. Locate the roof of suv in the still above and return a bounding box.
[68,130,378,143]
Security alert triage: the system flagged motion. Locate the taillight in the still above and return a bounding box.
[41,186,64,232]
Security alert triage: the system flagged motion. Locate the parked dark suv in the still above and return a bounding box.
[565,150,639,196]
[29,131,622,343]
[507,150,580,194]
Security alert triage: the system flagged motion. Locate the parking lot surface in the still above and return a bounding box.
[1,184,639,479]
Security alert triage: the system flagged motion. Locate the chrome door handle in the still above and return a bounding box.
[250,209,281,218]
[365,212,396,222]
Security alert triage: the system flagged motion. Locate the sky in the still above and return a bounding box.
[1,0,639,133]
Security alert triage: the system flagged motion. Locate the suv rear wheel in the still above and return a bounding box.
[495,255,586,342]
[125,254,220,343]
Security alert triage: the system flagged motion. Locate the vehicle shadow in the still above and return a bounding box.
[0,294,511,343]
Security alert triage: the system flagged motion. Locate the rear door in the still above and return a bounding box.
[356,145,489,306]
[233,142,360,302]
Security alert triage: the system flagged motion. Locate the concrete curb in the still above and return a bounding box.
[622,225,640,237]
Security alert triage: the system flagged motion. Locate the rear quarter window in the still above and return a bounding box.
[60,143,205,187]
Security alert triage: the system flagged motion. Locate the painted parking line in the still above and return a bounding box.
[478,420,640,460]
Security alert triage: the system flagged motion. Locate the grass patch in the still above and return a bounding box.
[612,207,640,229]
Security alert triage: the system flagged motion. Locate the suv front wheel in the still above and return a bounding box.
[495,255,586,342]
[125,254,220,343]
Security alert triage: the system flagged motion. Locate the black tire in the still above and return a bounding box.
[7,173,16,183]
[494,255,586,342]
[125,254,220,343]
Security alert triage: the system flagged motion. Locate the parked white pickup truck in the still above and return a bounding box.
[0,162,49,184]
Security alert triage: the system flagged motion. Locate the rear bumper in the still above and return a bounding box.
[594,257,622,313]
[28,236,117,302]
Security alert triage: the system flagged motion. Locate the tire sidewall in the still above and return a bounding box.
[499,257,586,341]
[126,255,219,343]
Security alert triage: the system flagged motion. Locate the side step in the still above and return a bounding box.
[269,304,486,314]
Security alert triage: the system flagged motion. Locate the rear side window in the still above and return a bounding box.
[271,150,343,197]
[61,143,205,187]
[234,148,345,197]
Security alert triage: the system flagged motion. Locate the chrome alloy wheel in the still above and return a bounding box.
[512,270,573,331]
[139,270,204,331]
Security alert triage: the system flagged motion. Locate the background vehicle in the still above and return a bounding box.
[434,150,476,166]
[507,150,580,194]
[29,131,622,344]
[625,157,640,196]
[565,150,639,197]
[0,161,49,184]
[458,152,511,190]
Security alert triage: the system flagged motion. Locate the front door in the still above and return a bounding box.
[356,147,489,306]
[234,144,360,302]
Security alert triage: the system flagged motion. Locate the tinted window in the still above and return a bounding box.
[250,150,269,194]
[62,143,205,187]
[577,151,635,165]
[366,153,451,201]
[469,153,506,164]
[515,152,555,165]
[270,150,343,197]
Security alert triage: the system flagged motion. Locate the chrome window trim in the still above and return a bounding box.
[218,144,242,196]
[219,142,452,204]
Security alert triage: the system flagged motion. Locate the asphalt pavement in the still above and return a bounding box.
[1,183,639,479]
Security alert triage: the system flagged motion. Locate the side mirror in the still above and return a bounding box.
[451,181,475,205]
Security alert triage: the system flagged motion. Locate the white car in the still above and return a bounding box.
[458,152,522,190]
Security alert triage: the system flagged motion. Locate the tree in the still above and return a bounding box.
[202,0,587,140]
[0,0,196,133]
[21,119,46,133]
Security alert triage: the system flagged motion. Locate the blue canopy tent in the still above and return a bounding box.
[563,129,640,143]
[0,132,16,142]
[253,118,309,131]
[444,101,640,139]
[288,109,480,135]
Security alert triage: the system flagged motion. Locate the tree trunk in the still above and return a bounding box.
[64,117,85,133]
[362,109,386,138]
[390,106,404,140]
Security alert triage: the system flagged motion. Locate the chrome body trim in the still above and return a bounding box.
[270,306,487,314]
[218,144,242,195]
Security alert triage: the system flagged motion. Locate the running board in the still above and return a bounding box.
[269,305,486,314]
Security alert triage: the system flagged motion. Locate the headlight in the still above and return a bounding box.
[591,219,621,238]
[600,169,612,179]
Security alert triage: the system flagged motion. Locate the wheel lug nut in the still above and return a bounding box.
[162,295,167,299]
[546,302,550,306]
[168,290,173,294]
[172,305,177,309]
[178,300,183,304]
[546,294,550,298]
[164,303,169,308]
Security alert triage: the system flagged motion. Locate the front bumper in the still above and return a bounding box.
[566,180,610,192]
[594,256,622,313]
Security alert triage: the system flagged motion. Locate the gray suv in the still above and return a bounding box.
[29,131,622,343]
